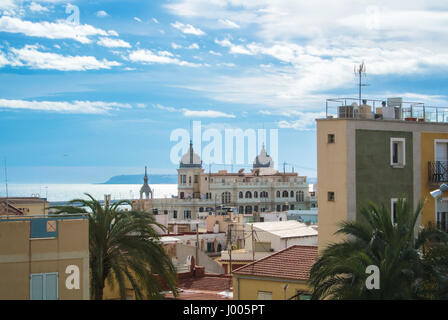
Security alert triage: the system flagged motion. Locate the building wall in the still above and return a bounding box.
[355,129,414,220]
[316,120,349,253]
[233,275,310,300]
[421,132,448,226]
[0,217,89,300]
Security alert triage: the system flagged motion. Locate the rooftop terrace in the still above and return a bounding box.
[325,97,448,124]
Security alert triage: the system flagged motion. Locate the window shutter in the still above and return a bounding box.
[45,273,58,300]
[30,274,44,300]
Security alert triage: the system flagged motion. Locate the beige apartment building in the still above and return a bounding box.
[0,214,90,300]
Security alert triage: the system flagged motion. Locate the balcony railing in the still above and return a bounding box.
[428,161,448,183]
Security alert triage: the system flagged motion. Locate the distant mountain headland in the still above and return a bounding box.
[103,174,178,184]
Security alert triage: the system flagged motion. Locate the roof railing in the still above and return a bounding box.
[325,98,448,123]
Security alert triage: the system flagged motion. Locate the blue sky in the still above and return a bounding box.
[0,0,448,184]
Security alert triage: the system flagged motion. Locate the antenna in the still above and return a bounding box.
[4,158,8,198]
[354,61,369,105]
[4,158,8,216]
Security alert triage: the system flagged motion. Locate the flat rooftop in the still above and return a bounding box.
[325,97,448,124]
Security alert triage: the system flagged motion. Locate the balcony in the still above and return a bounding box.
[326,98,448,123]
[428,161,448,184]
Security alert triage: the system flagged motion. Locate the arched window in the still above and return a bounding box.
[276,205,281,211]
[290,204,295,210]
[239,191,243,199]
[222,192,231,204]
[254,191,258,198]
[180,192,185,199]
[254,205,259,212]
[264,192,269,198]
[239,206,244,214]
[245,206,252,214]
[296,191,304,202]
[282,190,288,198]
[290,190,294,198]
[282,204,288,211]
[245,191,252,199]
[276,191,280,197]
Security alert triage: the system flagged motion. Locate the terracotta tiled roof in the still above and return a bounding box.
[177,275,232,292]
[233,245,318,281]
[165,289,232,300]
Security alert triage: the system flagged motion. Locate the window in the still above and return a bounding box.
[180,192,185,199]
[254,205,259,212]
[254,191,258,198]
[282,190,288,198]
[328,134,335,143]
[328,192,335,201]
[437,198,448,232]
[194,175,198,183]
[173,210,178,219]
[30,273,58,300]
[276,191,280,197]
[290,191,294,198]
[184,210,191,219]
[390,138,406,166]
[245,191,252,199]
[391,198,406,225]
[189,176,192,184]
[239,191,243,199]
[296,191,304,202]
[153,208,158,215]
[222,192,231,204]
[163,210,168,215]
[391,198,398,225]
[257,291,272,300]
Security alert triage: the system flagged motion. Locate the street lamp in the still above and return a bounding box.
[430,183,448,199]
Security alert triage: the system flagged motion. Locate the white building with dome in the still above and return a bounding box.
[132,142,314,231]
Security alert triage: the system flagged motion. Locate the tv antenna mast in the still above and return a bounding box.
[354,61,369,105]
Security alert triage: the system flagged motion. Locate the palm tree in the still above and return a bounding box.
[309,199,448,300]
[51,193,178,300]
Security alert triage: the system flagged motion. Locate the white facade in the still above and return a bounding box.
[133,143,314,222]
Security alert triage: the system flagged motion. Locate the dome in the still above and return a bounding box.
[253,144,274,168]
[180,141,202,168]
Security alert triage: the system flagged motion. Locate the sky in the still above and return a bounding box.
[1,0,448,185]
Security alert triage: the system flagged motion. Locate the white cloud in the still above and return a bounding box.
[0,16,116,44]
[134,17,142,23]
[218,18,240,29]
[165,0,448,111]
[171,42,199,50]
[97,37,131,48]
[152,17,159,24]
[209,50,222,56]
[215,38,253,55]
[8,45,121,71]
[96,10,108,17]
[129,49,201,67]
[29,2,49,12]
[171,21,205,36]
[153,104,235,118]
[0,99,132,114]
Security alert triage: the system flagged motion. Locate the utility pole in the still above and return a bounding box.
[228,224,232,274]
[4,158,8,216]
[251,224,255,262]
[196,223,199,266]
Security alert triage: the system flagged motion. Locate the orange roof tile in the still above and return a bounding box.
[232,245,318,281]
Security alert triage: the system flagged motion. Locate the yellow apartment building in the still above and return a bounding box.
[232,245,317,300]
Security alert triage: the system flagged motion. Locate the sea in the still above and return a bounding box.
[4,184,179,203]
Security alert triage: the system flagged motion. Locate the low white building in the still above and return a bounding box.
[244,220,317,251]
